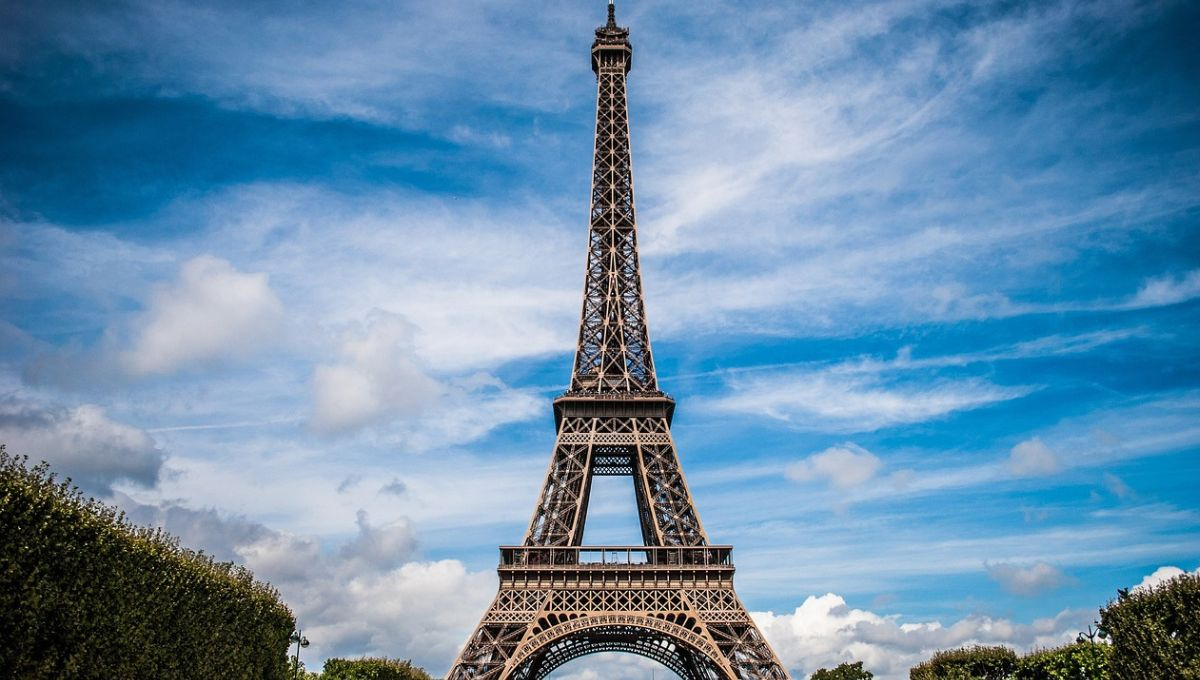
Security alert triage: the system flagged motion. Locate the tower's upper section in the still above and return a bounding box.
[565,2,663,400]
[592,1,632,74]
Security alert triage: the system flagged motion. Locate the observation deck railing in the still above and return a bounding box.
[499,545,733,568]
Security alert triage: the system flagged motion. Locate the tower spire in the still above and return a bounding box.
[608,0,617,28]
[573,0,650,394]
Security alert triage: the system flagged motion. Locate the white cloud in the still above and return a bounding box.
[120,495,494,675]
[0,399,164,494]
[1132,565,1200,593]
[985,561,1074,596]
[338,510,418,571]
[787,443,882,489]
[754,593,1089,680]
[627,0,1194,335]
[0,1,586,126]
[309,309,541,443]
[713,371,1032,433]
[237,527,495,677]
[311,311,442,433]
[447,124,512,149]
[548,654,668,680]
[193,183,578,373]
[1101,472,1133,500]
[1126,269,1200,308]
[1008,437,1060,477]
[380,478,407,496]
[123,255,283,376]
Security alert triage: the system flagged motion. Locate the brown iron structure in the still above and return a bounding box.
[447,5,789,679]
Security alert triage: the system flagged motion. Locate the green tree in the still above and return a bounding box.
[288,657,321,680]
[811,660,875,679]
[322,657,434,680]
[1099,573,1200,679]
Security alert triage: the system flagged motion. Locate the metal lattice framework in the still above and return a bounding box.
[446,5,789,679]
[524,415,706,547]
[570,1,655,396]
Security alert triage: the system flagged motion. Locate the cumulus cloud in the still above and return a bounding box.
[311,311,443,433]
[123,255,283,376]
[755,593,1090,680]
[310,309,541,443]
[1131,565,1200,593]
[117,495,493,674]
[118,493,272,561]
[1008,437,1061,477]
[242,525,493,675]
[986,561,1074,597]
[0,400,164,494]
[339,510,418,571]
[787,443,882,489]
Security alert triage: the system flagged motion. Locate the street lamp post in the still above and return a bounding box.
[289,629,310,680]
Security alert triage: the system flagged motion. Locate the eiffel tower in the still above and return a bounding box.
[447,4,789,679]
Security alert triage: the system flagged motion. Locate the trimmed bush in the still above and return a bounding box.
[1015,641,1110,679]
[0,447,295,679]
[322,657,434,680]
[910,645,1018,680]
[811,661,874,679]
[1099,573,1200,679]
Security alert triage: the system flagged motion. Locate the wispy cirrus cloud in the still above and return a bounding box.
[631,0,1198,335]
[710,369,1033,433]
[1125,269,1200,309]
[0,0,587,126]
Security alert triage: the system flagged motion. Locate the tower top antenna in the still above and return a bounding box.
[608,0,617,27]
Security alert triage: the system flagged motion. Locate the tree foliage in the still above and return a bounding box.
[811,660,875,679]
[1015,641,1110,680]
[0,446,295,679]
[1099,572,1200,679]
[322,657,434,680]
[909,571,1200,680]
[910,645,1019,680]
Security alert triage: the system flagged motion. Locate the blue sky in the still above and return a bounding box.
[1,0,1198,678]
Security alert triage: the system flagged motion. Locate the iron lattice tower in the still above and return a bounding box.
[447,5,789,679]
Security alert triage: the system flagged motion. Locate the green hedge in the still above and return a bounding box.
[322,657,434,680]
[909,641,1111,679]
[811,661,874,679]
[1100,573,1200,679]
[1016,641,1110,680]
[910,645,1018,680]
[0,446,295,679]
